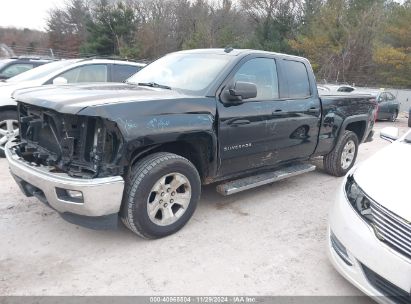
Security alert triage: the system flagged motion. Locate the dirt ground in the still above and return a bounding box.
[0,116,409,296]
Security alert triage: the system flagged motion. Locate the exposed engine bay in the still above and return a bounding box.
[15,103,124,178]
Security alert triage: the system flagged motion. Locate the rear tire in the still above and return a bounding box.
[0,110,19,158]
[323,130,359,177]
[120,152,201,239]
[389,110,398,122]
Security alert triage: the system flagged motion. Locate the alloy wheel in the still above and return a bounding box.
[0,119,19,152]
[341,140,356,170]
[146,172,192,226]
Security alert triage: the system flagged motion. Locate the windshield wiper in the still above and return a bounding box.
[137,82,171,90]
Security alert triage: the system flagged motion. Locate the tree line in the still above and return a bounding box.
[2,0,411,87]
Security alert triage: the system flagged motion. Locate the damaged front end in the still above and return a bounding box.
[16,102,124,178]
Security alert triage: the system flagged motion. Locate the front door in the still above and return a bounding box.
[217,56,321,177]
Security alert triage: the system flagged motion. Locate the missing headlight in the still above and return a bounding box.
[345,175,373,222]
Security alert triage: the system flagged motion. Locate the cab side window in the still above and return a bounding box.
[233,58,279,101]
[57,64,108,83]
[283,60,311,98]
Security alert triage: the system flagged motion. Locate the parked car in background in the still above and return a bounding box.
[0,57,54,80]
[328,126,411,303]
[317,85,331,93]
[0,58,146,156]
[318,86,400,122]
[320,84,356,93]
[374,90,400,121]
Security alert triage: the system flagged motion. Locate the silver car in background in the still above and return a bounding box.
[0,58,146,156]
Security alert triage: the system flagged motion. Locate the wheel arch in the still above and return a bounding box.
[340,115,368,143]
[126,133,217,182]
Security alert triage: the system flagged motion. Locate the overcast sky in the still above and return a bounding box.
[0,0,66,31]
[0,0,406,31]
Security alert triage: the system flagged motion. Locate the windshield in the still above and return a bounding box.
[7,60,78,83]
[127,53,232,94]
[0,59,13,69]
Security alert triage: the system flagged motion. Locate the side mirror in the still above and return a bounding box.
[380,127,399,142]
[224,81,257,102]
[53,77,68,85]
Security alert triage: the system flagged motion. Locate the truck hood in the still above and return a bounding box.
[353,132,411,222]
[13,83,187,114]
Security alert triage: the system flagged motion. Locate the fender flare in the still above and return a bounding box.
[339,114,369,142]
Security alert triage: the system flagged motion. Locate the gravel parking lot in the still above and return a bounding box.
[0,117,408,296]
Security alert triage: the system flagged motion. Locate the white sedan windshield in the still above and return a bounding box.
[0,59,14,69]
[127,53,231,94]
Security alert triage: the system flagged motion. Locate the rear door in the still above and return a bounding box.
[272,59,321,162]
[386,92,399,115]
[377,93,389,118]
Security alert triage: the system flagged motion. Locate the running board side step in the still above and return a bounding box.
[216,163,316,196]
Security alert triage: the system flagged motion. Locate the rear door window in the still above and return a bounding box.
[283,60,311,98]
[112,64,142,82]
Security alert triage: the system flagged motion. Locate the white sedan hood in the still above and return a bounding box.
[354,133,411,222]
[0,81,43,106]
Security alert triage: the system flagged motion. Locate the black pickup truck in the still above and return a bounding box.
[6,49,377,238]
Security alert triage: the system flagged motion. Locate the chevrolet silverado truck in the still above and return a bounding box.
[5,49,377,239]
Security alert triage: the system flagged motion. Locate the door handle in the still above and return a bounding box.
[273,109,283,114]
[229,119,250,126]
[308,107,319,113]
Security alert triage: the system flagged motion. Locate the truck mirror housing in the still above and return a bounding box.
[224,81,257,102]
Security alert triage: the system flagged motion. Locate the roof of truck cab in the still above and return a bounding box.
[174,48,308,61]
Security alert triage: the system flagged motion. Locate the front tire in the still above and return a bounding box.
[323,130,359,177]
[0,110,19,158]
[121,152,201,239]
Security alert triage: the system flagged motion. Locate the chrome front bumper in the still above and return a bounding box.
[6,142,125,217]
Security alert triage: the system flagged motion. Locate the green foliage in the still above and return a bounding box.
[81,0,139,57]
[45,0,411,87]
[290,0,388,85]
[372,0,411,86]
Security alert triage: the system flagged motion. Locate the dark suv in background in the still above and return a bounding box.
[0,57,54,80]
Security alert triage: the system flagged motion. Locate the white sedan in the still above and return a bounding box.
[328,127,411,303]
